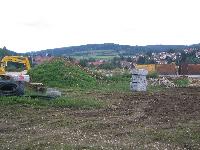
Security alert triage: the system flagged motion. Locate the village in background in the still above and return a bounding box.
[1,43,200,76]
[27,44,200,76]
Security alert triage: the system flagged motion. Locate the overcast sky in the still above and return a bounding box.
[0,0,200,53]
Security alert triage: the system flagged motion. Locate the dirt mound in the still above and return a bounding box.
[28,58,99,88]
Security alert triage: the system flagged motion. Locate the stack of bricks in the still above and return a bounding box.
[130,69,148,91]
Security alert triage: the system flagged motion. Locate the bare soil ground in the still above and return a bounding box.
[1,87,200,149]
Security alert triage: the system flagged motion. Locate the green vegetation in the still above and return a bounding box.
[174,78,189,87]
[0,47,17,58]
[0,96,104,109]
[28,43,191,57]
[106,73,131,82]
[69,49,118,60]
[28,59,98,88]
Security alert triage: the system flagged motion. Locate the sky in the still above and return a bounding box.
[0,0,200,53]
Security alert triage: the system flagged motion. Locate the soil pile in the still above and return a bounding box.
[28,58,98,88]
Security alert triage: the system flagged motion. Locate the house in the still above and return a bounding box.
[120,61,132,69]
[88,60,105,67]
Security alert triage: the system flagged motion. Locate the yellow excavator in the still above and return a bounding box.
[0,56,31,75]
[0,56,31,96]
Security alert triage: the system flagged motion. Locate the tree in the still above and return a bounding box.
[79,59,88,67]
[137,56,146,64]
[88,57,96,62]
[168,49,176,53]
[166,56,173,64]
[3,46,7,50]
[119,55,125,61]
[180,52,187,64]
[146,51,152,57]
[98,63,115,70]
[0,48,10,58]
[126,57,132,62]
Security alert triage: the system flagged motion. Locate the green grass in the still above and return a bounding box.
[92,73,131,92]
[174,78,189,87]
[0,96,104,109]
[96,81,130,92]
[72,55,118,60]
[93,55,118,60]
[71,49,119,60]
[0,96,48,106]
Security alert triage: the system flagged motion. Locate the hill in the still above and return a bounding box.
[27,43,193,58]
[0,47,17,58]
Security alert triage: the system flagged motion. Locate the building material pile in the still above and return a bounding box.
[188,78,200,87]
[149,77,175,87]
[130,69,148,91]
[46,88,61,97]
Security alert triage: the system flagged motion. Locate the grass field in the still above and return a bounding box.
[72,55,118,60]
[70,49,119,60]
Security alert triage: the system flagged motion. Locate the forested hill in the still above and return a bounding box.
[0,47,17,58]
[27,43,200,56]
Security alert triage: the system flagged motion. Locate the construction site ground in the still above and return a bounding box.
[1,87,200,149]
